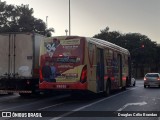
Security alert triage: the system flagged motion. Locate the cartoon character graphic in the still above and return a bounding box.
[45,38,60,57]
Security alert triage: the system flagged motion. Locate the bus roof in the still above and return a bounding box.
[88,37,130,55]
[43,36,130,55]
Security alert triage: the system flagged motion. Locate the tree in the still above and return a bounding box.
[93,27,159,78]
[0,2,54,36]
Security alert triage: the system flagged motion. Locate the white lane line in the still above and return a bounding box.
[0,95,69,111]
[0,94,19,101]
[38,102,67,110]
[117,101,147,111]
[50,87,136,120]
[131,95,160,100]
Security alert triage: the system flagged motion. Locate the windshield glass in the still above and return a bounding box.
[146,74,159,77]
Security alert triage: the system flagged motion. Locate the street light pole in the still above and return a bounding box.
[65,29,68,36]
[69,0,71,36]
[46,16,48,29]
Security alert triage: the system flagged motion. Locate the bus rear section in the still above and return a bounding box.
[39,36,87,91]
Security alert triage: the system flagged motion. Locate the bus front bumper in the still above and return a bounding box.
[39,82,87,90]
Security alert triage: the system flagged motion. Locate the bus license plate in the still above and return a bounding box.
[56,85,67,88]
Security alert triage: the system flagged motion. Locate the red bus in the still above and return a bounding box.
[39,36,130,95]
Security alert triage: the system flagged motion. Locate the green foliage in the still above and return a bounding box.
[0,2,54,36]
[93,27,160,77]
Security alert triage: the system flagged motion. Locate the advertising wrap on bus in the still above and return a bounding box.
[39,36,86,89]
[39,36,130,94]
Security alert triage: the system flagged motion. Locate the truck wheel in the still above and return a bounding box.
[19,93,31,97]
[8,92,13,95]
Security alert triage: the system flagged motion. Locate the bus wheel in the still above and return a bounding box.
[122,86,126,91]
[104,80,111,96]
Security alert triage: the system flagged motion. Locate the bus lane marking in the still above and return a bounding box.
[0,94,69,111]
[117,101,147,111]
[38,102,68,110]
[50,87,136,120]
[0,94,19,102]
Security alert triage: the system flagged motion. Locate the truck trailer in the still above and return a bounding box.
[0,33,45,96]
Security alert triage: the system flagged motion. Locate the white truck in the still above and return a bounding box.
[0,33,45,96]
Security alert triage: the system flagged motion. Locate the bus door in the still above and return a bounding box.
[96,48,104,92]
[117,54,122,87]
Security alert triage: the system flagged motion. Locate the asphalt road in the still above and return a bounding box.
[0,79,160,120]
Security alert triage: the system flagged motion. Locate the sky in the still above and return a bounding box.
[2,0,160,43]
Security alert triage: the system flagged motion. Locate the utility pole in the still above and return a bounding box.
[69,0,71,36]
[46,16,48,29]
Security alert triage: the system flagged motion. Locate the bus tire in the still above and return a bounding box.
[133,82,136,86]
[105,80,111,96]
[122,86,126,90]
